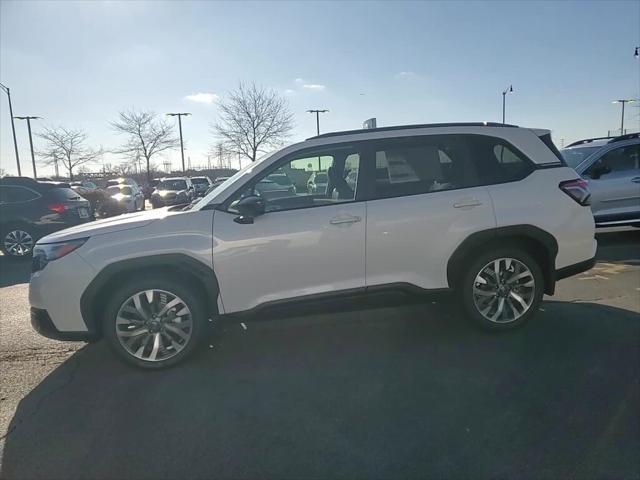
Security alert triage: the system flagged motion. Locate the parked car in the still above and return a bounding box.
[150,177,195,208]
[561,133,640,227]
[142,178,160,200]
[73,186,125,218]
[190,176,212,197]
[0,177,91,258]
[106,184,144,212]
[307,171,328,194]
[105,177,139,188]
[29,122,596,369]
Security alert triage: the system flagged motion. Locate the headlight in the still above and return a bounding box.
[32,238,88,273]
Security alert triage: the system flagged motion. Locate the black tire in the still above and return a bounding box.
[102,273,207,369]
[460,247,544,331]
[0,223,36,260]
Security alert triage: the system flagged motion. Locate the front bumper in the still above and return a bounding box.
[31,307,95,341]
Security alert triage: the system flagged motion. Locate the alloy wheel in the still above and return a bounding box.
[115,289,193,362]
[472,257,535,324]
[4,230,34,257]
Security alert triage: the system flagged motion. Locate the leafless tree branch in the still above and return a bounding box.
[37,127,103,181]
[212,83,294,163]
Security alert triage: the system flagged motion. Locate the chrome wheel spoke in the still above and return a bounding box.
[115,289,193,362]
[473,257,535,324]
[4,230,33,256]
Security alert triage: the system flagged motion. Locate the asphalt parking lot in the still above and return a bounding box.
[0,228,638,479]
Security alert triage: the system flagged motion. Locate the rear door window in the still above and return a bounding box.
[368,135,478,200]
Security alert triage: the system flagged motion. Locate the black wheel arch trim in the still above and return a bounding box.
[80,253,220,337]
[447,225,559,295]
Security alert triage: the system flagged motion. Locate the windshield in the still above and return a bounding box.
[191,178,209,185]
[107,186,132,195]
[158,179,187,190]
[561,146,600,169]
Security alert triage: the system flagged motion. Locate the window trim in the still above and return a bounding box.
[218,141,368,214]
[0,185,42,204]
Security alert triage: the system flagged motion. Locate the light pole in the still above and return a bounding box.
[166,112,191,172]
[307,109,328,170]
[612,99,635,135]
[14,116,41,178]
[502,85,513,124]
[0,82,22,176]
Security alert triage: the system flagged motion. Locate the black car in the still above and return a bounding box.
[0,177,92,259]
[190,176,212,197]
[150,177,195,208]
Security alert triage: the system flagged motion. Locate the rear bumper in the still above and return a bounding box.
[31,307,95,341]
[555,256,596,281]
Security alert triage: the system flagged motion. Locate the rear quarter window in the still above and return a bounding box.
[469,136,534,185]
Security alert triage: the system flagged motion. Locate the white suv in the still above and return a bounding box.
[29,123,596,369]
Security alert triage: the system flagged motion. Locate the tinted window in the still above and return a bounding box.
[561,146,600,169]
[229,146,360,213]
[593,145,640,175]
[370,135,477,200]
[470,136,534,185]
[0,186,40,203]
[158,179,187,190]
[49,188,81,201]
[191,178,210,185]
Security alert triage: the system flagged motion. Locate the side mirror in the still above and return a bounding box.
[234,195,265,224]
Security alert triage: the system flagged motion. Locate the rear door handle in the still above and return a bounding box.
[631,177,640,183]
[330,215,361,225]
[453,199,482,208]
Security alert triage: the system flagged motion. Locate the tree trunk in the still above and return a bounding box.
[146,156,151,182]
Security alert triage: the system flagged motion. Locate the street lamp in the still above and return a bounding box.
[166,112,191,172]
[502,85,513,124]
[14,116,41,178]
[0,82,22,176]
[612,99,636,135]
[307,109,329,170]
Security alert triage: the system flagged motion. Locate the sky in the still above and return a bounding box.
[1,0,639,177]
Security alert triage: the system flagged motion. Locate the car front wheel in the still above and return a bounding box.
[103,274,207,369]
[461,248,544,330]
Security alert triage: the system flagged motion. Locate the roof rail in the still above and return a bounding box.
[0,176,41,186]
[565,136,615,148]
[608,132,640,144]
[308,122,518,140]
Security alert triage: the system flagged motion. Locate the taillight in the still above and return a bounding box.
[47,203,66,213]
[559,179,591,206]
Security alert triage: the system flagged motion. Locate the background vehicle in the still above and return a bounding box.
[307,171,328,194]
[70,180,98,190]
[190,176,212,197]
[150,177,195,207]
[72,186,124,218]
[29,123,596,368]
[106,184,144,212]
[561,133,640,227]
[0,177,91,258]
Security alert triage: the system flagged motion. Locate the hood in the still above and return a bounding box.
[38,207,172,243]
[154,189,186,196]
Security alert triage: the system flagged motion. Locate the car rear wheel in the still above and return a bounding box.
[103,274,207,369]
[461,248,544,330]
[1,226,35,259]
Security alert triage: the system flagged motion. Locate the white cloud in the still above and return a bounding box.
[395,71,421,80]
[302,84,326,91]
[283,89,296,95]
[184,92,219,104]
[294,78,304,84]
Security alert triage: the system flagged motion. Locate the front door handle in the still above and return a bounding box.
[330,215,361,225]
[453,199,482,208]
[631,177,640,183]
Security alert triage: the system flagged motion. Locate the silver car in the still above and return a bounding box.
[561,133,640,227]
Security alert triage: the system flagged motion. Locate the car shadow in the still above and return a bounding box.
[2,300,638,480]
[0,256,31,288]
[594,228,640,264]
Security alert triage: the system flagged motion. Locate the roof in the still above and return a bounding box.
[307,122,519,140]
[565,132,639,149]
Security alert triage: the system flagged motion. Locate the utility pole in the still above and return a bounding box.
[612,99,635,135]
[502,85,513,124]
[166,112,191,172]
[0,82,22,176]
[14,116,41,178]
[307,109,328,170]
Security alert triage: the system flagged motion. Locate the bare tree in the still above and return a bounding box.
[213,83,294,163]
[38,127,102,181]
[111,110,179,181]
